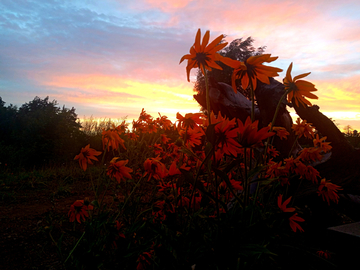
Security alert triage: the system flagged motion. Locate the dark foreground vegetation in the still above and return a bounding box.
[0,95,359,269]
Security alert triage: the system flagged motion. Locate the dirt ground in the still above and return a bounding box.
[0,179,93,270]
[2,176,360,270]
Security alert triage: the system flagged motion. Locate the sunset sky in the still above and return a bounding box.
[1,0,360,132]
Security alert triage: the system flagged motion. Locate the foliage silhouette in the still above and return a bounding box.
[0,96,86,168]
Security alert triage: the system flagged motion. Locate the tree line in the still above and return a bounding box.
[0,96,89,169]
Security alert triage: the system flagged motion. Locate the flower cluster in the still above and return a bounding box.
[67,28,343,269]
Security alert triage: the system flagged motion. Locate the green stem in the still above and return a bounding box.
[65,231,86,263]
[263,90,289,162]
[203,66,211,126]
[288,135,299,157]
[250,81,255,122]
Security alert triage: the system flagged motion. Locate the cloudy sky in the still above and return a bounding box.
[1,0,360,131]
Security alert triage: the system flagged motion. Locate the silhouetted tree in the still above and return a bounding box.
[0,96,86,168]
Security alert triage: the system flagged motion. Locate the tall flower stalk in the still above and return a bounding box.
[180,28,236,122]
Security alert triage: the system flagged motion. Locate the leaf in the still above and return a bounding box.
[179,147,200,160]
[91,200,100,208]
[205,123,217,146]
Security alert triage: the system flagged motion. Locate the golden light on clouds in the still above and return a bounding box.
[42,74,201,122]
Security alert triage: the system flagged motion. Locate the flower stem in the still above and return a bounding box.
[203,66,211,125]
[263,90,289,161]
[249,80,255,122]
[65,231,86,263]
[288,135,299,157]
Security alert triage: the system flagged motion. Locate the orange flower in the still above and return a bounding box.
[231,54,282,93]
[145,121,158,133]
[180,29,236,81]
[210,111,241,157]
[293,158,307,177]
[237,116,275,148]
[74,144,102,171]
[313,134,332,153]
[317,178,342,205]
[176,112,204,130]
[168,160,181,176]
[136,251,153,270]
[68,200,94,223]
[284,62,318,107]
[316,250,331,259]
[156,113,173,130]
[114,120,128,134]
[266,160,287,180]
[180,126,204,148]
[107,158,133,183]
[138,108,152,122]
[144,157,168,180]
[277,194,295,212]
[102,129,126,151]
[305,165,320,184]
[298,147,323,162]
[160,134,170,145]
[267,145,279,158]
[229,179,243,191]
[125,132,139,141]
[272,126,290,140]
[289,213,305,232]
[292,118,314,139]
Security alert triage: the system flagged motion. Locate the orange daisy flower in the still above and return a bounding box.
[267,145,279,158]
[138,108,152,122]
[180,126,204,148]
[168,160,181,176]
[176,112,204,130]
[74,144,102,171]
[68,200,94,223]
[317,178,342,205]
[145,121,158,133]
[305,165,320,184]
[229,179,243,191]
[107,158,133,183]
[209,111,241,157]
[289,213,305,232]
[284,62,318,107]
[231,54,282,93]
[292,118,315,139]
[144,157,168,181]
[277,194,295,213]
[272,126,290,140]
[180,29,236,81]
[102,129,126,151]
[156,114,173,130]
[237,116,275,148]
[313,134,332,153]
